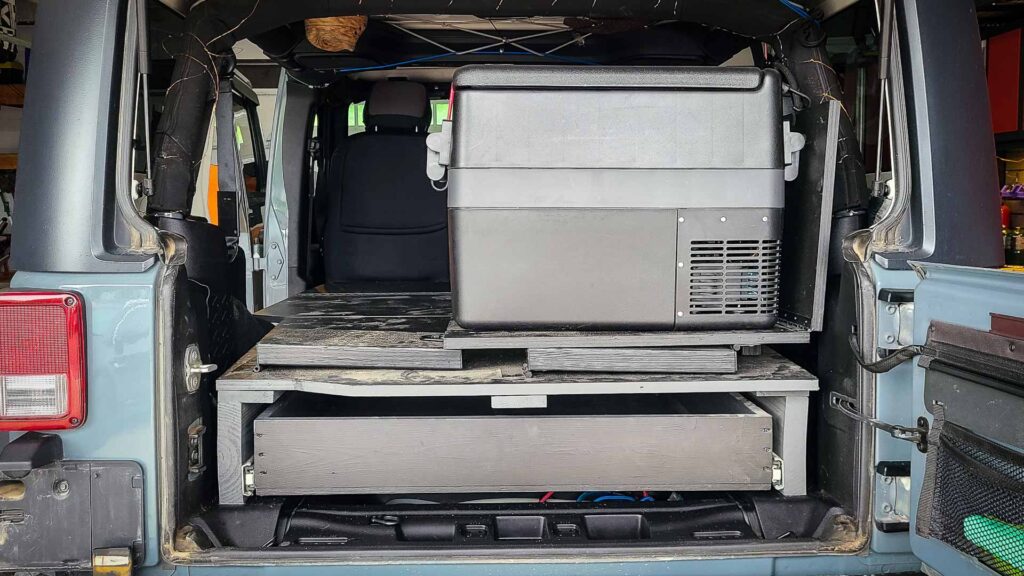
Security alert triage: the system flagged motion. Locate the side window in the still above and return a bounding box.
[429,101,449,132]
[232,102,266,224]
[348,102,366,135]
[346,99,450,134]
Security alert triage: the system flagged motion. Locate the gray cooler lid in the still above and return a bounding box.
[452,65,772,91]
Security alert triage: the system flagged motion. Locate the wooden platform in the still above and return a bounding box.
[527,347,737,373]
[257,291,450,322]
[443,320,810,350]
[255,292,462,369]
[254,292,810,371]
[220,347,816,398]
[221,292,818,503]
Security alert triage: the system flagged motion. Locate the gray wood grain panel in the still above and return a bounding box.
[253,394,773,494]
[528,347,737,373]
[444,321,810,350]
[257,292,451,322]
[218,348,818,397]
[256,312,461,369]
[748,393,808,496]
[217,397,278,505]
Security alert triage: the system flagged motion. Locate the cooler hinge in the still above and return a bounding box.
[829,392,929,452]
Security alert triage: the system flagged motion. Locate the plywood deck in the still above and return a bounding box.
[220,347,816,398]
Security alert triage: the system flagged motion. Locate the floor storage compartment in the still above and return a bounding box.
[222,291,818,504]
[252,393,774,495]
[220,291,819,502]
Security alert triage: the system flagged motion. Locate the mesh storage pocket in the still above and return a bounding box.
[918,414,1024,576]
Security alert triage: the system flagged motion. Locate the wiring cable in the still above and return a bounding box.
[593,495,637,503]
[334,49,597,74]
[777,0,818,23]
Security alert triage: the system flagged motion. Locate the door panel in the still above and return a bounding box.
[911,263,1024,575]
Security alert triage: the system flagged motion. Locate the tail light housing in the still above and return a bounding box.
[0,291,86,430]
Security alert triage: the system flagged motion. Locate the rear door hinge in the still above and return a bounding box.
[829,392,929,452]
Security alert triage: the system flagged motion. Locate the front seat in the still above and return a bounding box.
[323,80,449,290]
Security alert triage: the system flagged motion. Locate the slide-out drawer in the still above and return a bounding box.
[253,393,773,495]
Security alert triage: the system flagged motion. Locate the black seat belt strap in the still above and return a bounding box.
[215,78,240,243]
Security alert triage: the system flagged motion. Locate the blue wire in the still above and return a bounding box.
[334,50,597,74]
[577,491,597,503]
[593,495,637,503]
[777,0,817,22]
[640,496,655,502]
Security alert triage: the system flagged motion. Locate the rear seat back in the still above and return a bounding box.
[323,81,449,289]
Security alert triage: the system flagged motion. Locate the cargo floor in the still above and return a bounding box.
[189,494,846,551]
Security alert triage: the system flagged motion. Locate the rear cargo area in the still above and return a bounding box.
[143,4,878,561]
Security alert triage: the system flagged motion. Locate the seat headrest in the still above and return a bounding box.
[363,81,431,132]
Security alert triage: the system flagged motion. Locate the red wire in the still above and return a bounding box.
[642,491,649,498]
[539,491,555,503]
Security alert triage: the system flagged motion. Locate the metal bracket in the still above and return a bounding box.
[878,290,915,350]
[771,453,785,491]
[874,460,911,532]
[242,459,255,497]
[93,547,133,576]
[184,343,216,394]
[829,392,929,452]
[186,418,207,480]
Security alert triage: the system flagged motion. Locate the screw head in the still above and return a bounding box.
[762,216,768,222]
[720,216,727,222]
[677,262,684,268]
[54,479,70,495]
[886,305,898,314]
[69,417,80,426]
[678,217,685,223]
[64,296,76,307]
[885,334,896,344]
[882,504,894,514]
[676,311,684,317]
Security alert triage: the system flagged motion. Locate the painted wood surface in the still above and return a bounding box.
[255,293,461,369]
[528,347,737,373]
[444,321,810,350]
[219,348,817,397]
[253,393,773,494]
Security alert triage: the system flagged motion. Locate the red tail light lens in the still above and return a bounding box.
[0,291,86,430]
[447,83,455,120]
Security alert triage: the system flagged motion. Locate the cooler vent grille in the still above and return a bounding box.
[687,239,781,316]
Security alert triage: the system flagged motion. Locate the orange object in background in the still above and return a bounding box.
[207,163,219,225]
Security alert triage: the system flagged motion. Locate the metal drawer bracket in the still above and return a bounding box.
[242,460,255,497]
[771,453,785,490]
[829,392,929,452]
